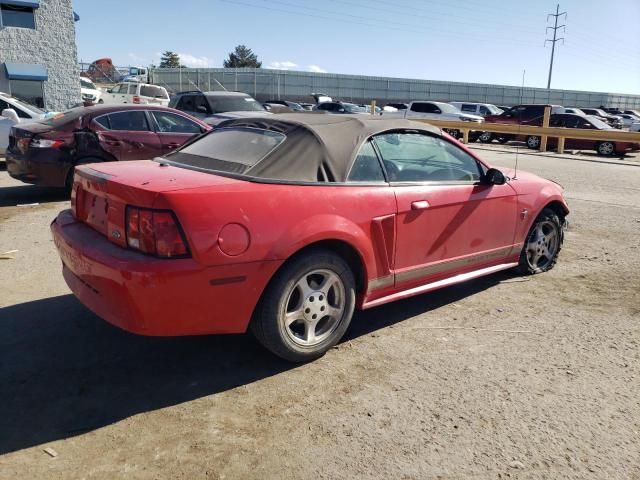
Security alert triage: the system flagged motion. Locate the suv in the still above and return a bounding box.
[101,82,169,106]
[314,101,368,114]
[449,102,504,117]
[169,91,270,126]
[580,108,624,129]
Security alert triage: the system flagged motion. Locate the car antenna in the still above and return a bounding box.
[514,69,526,180]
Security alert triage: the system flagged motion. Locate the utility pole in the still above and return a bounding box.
[545,4,566,89]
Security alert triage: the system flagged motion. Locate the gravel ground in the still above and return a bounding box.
[0,148,638,479]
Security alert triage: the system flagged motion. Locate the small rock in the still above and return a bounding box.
[497,308,504,313]
[566,370,574,375]
[509,460,524,469]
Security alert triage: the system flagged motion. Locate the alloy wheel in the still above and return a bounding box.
[525,220,560,271]
[280,269,346,346]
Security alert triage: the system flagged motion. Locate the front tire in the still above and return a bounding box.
[478,131,494,143]
[251,249,356,362]
[518,208,563,274]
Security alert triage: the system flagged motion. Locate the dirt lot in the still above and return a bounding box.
[0,148,639,479]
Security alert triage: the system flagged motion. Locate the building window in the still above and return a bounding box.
[10,79,44,108]
[0,4,36,29]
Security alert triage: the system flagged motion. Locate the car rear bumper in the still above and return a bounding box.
[51,209,281,336]
[6,149,71,187]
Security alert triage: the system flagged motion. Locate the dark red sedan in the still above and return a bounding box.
[51,114,569,362]
[6,104,210,189]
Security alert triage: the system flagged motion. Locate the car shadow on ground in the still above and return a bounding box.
[0,184,69,207]
[0,272,506,455]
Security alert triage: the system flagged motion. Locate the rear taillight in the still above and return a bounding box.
[125,206,189,258]
[30,138,65,149]
[132,95,141,104]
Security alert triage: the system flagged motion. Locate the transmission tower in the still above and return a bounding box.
[545,4,567,89]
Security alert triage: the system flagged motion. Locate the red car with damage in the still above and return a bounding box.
[51,114,569,362]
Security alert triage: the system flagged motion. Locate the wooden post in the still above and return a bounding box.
[370,100,376,116]
[557,136,565,154]
[462,129,469,144]
[540,105,551,152]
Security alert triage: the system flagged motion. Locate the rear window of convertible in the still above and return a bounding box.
[166,127,286,173]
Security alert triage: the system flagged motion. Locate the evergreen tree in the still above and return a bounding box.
[223,45,262,68]
[159,51,184,68]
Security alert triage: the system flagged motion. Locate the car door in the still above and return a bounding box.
[96,110,162,161]
[373,132,519,290]
[149,110,205,154]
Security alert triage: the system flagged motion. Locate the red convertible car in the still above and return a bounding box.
[51,115,569,362]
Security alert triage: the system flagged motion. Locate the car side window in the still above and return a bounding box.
[373,133,481,183]
[194,95,210,114]
[94,116,110,129]
[107,111,150,131]
[127,84,138,95]
[410,103,428,113]
[152,111,202,134]
[111,84,123,94]
[347,141,385,183]
[461,104,476,113]
[178,95,196,112]
[479,106,490,115]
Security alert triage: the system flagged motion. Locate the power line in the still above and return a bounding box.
[545,3,566,89]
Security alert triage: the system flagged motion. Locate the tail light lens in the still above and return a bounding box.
[132,95,141,104]
[125,206,189,258]
[30,138,65,149]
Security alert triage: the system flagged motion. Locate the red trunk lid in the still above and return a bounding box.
[72,160,240,247]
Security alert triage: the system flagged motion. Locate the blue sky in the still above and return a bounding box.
[75,0,639,94]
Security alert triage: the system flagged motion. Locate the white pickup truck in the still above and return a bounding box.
[382,100,484,123]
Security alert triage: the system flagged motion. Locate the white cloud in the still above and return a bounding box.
[178,53,211,68]
[128,52,147,63]
[268,60,298,70]
[308,65,327,73]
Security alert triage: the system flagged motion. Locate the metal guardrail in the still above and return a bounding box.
[412,112,640,154]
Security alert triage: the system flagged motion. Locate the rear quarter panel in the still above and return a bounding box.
[154,182,397,287]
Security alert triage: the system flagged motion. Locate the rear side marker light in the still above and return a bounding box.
[126,206,189,258]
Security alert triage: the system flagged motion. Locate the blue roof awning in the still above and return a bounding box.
[1,0,41,8]
[73,10,80,21]
[5,63,48,81]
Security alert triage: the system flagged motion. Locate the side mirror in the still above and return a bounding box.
[1,108,20,124]
[338,108,346,113]
[197,105,208,113]
[485,168,506,185]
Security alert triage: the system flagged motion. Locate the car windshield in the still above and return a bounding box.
[81,78,96,90]
[487,105,502,114]
[588,116,613,130]
[6,96,45,115]
[39,108,84,128]
[437,103,460,114]
[206,96,265,114]
[166,127,285,172]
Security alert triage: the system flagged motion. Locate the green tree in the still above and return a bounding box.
[223,45,262,68]
[159,51,185,68]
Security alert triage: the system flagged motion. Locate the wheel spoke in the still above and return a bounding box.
[304,320,317,343]
[528,247,541,267]
[318,273,340,295]
[295,277,314,299]
[284,308,304,326]
[325,306,343,320]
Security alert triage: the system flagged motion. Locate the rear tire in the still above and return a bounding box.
[478,131,494,143]
[517,208,563,274]
[251,249,356,362]
[596,141,615,156]
[526,135,541,149]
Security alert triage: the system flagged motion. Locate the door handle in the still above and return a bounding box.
[104,140,121,146]
[166,142,180,149]
[411,200,430,210]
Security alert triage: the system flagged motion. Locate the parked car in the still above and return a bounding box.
[630,121,640,133]
[265,100,305,111]
[580,108,624,129]
[101,82,169,106]
[449,102,503,117]
[5,104,209,188]
[623,109,640,118]
[479,104,565,143]
[0,92,57,154]
[299,103,315,111]
[50,114,568,362]
[80,76,102,104]
[382,101,484,125]
[385,103,408,110]
[617,113,640,127]
[314,101,368,114]
[518,113,637,156]
[169,91,271,126]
